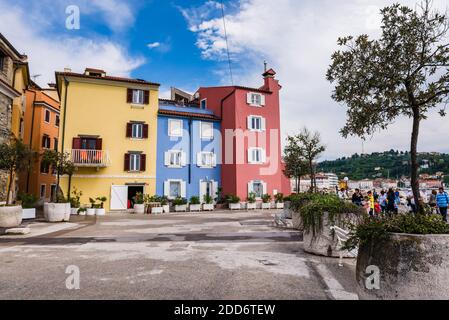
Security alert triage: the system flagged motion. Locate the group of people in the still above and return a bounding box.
[337,186,449,222]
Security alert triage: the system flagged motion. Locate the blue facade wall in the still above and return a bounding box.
[156,105,221,201]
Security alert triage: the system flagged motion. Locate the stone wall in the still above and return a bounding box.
[0,91,12,201]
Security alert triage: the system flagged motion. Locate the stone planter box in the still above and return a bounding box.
[151,207,163,214]
[229,203,241,210]
[70,208,79,215]
[95,208,106,216]
[175,205,187,212]
[303,212,357,258]
[134,204,145,214]
[86,208,96,216]
[0,206,23,228]
[22,208,36,220]
[189,204,201,212]
[356,233,449,300]
[162,205,170,213]
[275,202,285,209]
[261,203,271,210]
[246,202,257,210]
[44,203,70,222]
[292,210,303,230]
[202,204,214,211]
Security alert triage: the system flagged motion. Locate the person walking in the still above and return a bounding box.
[386,188,396,215]
[367,191,375,217]
[338,188,347,200]
[379,190,387,214]
[436,187,449,223]
[429,190,438,215]
[352,189,363,206]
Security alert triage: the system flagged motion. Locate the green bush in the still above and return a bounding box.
[203,194,213,204]
[173,197,187,206]
[70,188,83,208]
[190,196,200,205]
[133,192,144,205]
[262,194,272,203]
[344,214,449,251]
[18,193,38,209]
[246,192,256,204]
[274,193,284,203]
[226,194,240,204]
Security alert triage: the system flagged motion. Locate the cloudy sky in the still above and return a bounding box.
[1,0,448,160]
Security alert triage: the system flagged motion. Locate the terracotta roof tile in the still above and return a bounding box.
[55,71,160,86]
[158,109,221,121]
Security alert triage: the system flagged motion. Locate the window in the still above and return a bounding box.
[165,150,183,167]
[129,153,141,172]
[247,92,265,106]
[169,181,181,199]
[200,99,207,109]
[132,89,144,104]
[40,185,46,199]
[200,122,214,139]
[168,119,183,137]
[0,51,6,72]
[42,135,51,149]
[55,115,60,127]
[44,109,51,123]
[248,148,266,164]
[197,152,216,168]
[54,138,59,151]
[40,161,50,174]
[252,182,264,198]
[247,116,265,131]
[132,123,143,139]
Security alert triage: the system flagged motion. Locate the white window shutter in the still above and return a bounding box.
[164,181,170,197]
[212,154,217,167]
[261,118,266,131]
[260,95,266,106]
[164,152,170,166]
[212,181,218,201]
[181,152,187,166]
[247,148,253,163]
[248,181,253,195]
[262,182,267,195]
[197,153,203,167]
[247,116,252,130]
[181,181,187,198]
[247,92,253,104]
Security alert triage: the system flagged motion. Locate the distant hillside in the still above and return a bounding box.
[318,150,449,180]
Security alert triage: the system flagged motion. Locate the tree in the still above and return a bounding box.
[297,127,326,192]
[41,150,74,202]
[327,1,449,212]
[0,139,35,205]
[283,135,308,193]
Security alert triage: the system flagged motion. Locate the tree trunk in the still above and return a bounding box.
[6,168,13,206]
[309,159,315,193]
[67,174,72,203]
[410,111,421,213]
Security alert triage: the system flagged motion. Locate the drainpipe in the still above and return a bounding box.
[188,118,193,185]
[25,89,37,193]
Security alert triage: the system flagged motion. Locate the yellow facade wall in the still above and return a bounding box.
[58,78,159,211]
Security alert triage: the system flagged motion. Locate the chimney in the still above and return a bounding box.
[64,67,72,73]
[262,67,280,92]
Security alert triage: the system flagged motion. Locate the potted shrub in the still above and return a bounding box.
[18,193,38,220]
[95,197,107,216]
[275,193,284,209]
[246,192,257,210]
[0,139,34,228]
[345,213,449,300]
[202,194,214,211]
[86,198,97,216]
[261,194,272,209]
[159,196,170,213]
[173,197,188,212]
[296,194,364,257]
[77,207,87,216]
[227,195,241,210]
[133,192,145,214]
[41,150,73,222]
[70,188,83,215]
[189,196,201,212]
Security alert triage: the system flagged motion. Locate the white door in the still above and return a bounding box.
[110,185,128,210]
[200,181,213,203]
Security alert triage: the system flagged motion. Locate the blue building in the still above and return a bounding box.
[156,99,221,202]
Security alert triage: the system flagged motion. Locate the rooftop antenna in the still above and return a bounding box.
[264,60,267,72]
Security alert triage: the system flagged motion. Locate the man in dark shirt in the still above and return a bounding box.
[352,189,363,206]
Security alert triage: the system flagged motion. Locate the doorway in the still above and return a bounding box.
[127,185,144,209]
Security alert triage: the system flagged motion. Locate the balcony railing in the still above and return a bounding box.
[70,149,111,167]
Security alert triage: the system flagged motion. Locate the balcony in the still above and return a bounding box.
[70,149,111,168]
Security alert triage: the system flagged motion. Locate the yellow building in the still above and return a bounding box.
[55,68,160,211]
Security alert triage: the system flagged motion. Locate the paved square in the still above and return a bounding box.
[0,211,358,300]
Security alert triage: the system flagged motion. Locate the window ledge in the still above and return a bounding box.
[167,165,183,169]
[130,104,145,109]
[129,138,145,141]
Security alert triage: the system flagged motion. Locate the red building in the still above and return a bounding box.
[196,68,290,200]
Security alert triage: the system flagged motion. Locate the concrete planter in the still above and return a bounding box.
[175,205,187,212]
[303,212,357,258]
[261,203,271,210]
[356,233,449,300]
[151,207,163,214]
[44,203,68,222]
[134,204,145,214]
[275,202,285,209]
[292,210,303,230]
[246,202,257,210]
[0,206,23,228]
[283,201,292,219]
[202,204,214,211]
[189,204,201,212]
[229,203,241,210]
[70,208,79,215]
[95,208,106,216]
[162,205,170,213]
[86,208,96,216]
[22,208,36,220]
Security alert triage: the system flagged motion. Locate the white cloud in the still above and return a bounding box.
[0,1,145,87]
[184,0,449,160]
[147,42,161,49]
[88,0,135,31]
